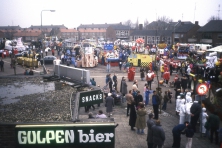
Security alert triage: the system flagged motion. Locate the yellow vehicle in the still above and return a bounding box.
[128,53,155,67]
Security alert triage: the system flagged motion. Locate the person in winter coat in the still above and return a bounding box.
[151,120,165,148]
[140,66,145,81]
[162,91,169,110]
[179,99,186,124]
[152,91,160,120]
[135,91,143,107]
[129,101,137,131]
[168,89,173,103]
[172,121,189,148]
[190,101,201,132]
[185,101,193,122]
[96,110,107,118]
[185,124,194,148]
[176,96,181,115]
[147,113,155,148]
[208,110,220,144]
[200,107,208,134]
[181,76,188,92]
[125,90,134,117]
[105,93,114,117]
[135,103,147,134]
[107,74,113,93]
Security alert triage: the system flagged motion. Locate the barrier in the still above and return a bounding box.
[54,64,90,84]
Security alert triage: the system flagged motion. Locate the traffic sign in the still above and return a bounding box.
[196,83,209,95]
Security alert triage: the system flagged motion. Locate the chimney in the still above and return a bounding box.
[195,21,198,25]
[139,24,143,30]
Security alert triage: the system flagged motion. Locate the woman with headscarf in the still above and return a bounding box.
[105,93,114,117]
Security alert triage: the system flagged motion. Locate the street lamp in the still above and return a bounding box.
[41,10,55,74]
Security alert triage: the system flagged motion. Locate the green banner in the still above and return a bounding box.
[15,123,115,148]
[79,90,103,107]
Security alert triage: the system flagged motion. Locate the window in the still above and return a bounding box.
[218,33,222,39]
[202,33,212,39]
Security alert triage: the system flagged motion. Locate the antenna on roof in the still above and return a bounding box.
[182,13,183,21]
[218,4,221,19]
[193,3,196,23]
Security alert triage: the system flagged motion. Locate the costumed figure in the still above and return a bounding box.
[163,70,170,85]
[185,92,192,103]
[146,70,154,89]
[179,99,186,124]
[176,96,181,115]
[200,108,208,134]
[185,101,193,122]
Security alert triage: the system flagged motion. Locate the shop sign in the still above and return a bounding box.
[79,90,103,107]
[104,43,114,50]
[15,124,115,147]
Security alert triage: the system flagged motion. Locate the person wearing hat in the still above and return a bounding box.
[200,107,208,134]
[147,113,155,148]
[105,93,114,117]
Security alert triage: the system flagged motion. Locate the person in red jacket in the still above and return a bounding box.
[163,70,170,85]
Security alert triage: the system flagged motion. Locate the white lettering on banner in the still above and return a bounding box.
[27,131,36,144]
[37,131,45,143]
[78,129,114,143]
[56,130,64,143]
[46,131,55,143]
[18,131,27,144]
[81,93,103,103]
[65,130,74,143]
[18,130,74,144]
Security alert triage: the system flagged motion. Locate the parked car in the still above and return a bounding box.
[15,51,29,58]
[40,56,57,65]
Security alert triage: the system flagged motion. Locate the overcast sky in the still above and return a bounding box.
[0,0,221,28]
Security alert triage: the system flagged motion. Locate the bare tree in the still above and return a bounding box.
[144,19,149,30]
[208,15,220,22]
[124,20,133,27]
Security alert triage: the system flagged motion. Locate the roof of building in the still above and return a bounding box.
[175,24,196,33]
[14,31,41,37]
[29,25,67,29]
[197,20,222,32]
[78,28,106,33]
[109,24,131,30]
[60,28,78,33]
[0,26,22,30]
[131,29,172,36]
[77,23,119,29]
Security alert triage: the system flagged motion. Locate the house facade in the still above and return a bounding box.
[106,23,131,41]
[197,20,222,47]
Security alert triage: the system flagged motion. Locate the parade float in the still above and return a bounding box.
[184,45,222,119]
[128,38,155,67]
[157,42,168,58]
[80,42,98,68]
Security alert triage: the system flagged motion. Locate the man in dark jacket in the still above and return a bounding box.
[151,120,165,148]
[190,101,201,132]
[135,91,143,107]
[172,121,189,148]
[147,113,155,148]
[152,91,160,120]
[208,110,220,144]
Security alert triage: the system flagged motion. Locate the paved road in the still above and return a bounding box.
[0,54,221,148]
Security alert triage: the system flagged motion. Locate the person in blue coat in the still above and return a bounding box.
[172,121,189,148]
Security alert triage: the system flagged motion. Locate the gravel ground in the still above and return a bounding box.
[0,76,91,123]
